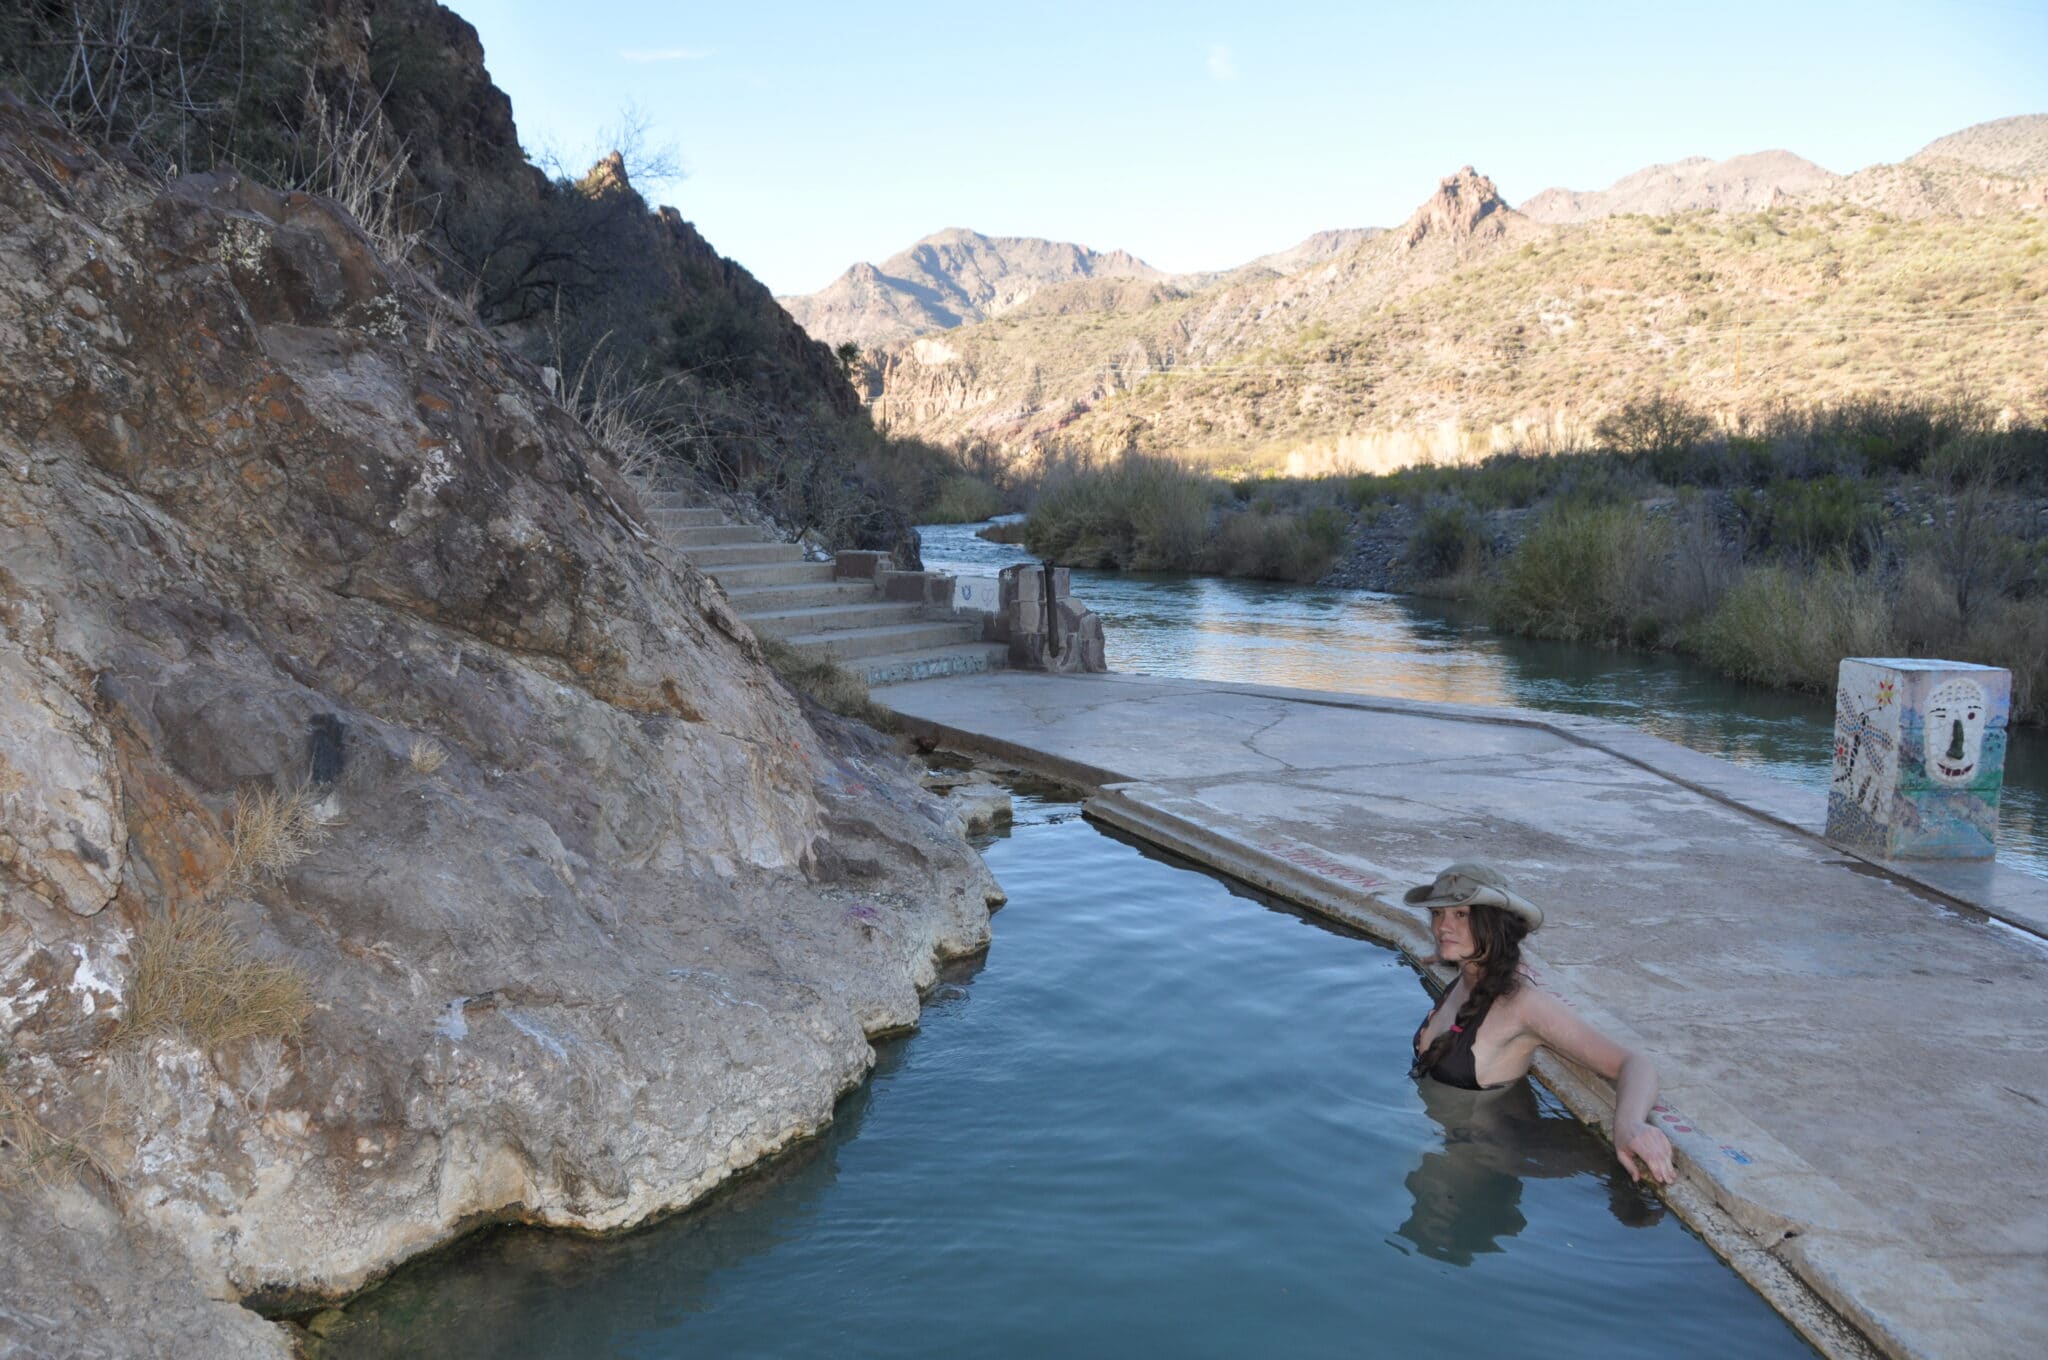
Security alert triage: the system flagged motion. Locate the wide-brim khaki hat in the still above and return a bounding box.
[1402,862,1543,931]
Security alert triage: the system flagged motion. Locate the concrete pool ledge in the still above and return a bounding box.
[882,670,2048,1360]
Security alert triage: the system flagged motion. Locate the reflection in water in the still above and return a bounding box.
[918,520,2047,879]
[1400,1078,1663,1267]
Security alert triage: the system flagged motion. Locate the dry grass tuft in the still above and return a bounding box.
[408,737,448,774]
[121,908,313,1051]
[756,635,896,729]
[0,1069,114,1193]
[228,785,329,885]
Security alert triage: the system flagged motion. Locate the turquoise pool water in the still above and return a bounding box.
[327,791,1815,1358]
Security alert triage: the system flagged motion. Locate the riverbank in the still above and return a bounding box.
[915,520,2048,878]
[881,670,2048,1360]
[973,403,2048,722]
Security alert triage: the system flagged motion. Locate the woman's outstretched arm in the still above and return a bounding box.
[1516,990,1677,1185]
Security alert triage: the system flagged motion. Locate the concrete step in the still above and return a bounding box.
[723,579,882,613]
[858,643,1008,687]
[703,560,839,589]
[683,541,804,568]
[781,619,983,662]
[741,601,927,638]
[664,523,776,548]
[648,507,725,529]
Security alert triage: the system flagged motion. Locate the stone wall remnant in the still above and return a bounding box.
[994,564,1107,674]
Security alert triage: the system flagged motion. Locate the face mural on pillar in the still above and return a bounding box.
[1923,679,1989,786]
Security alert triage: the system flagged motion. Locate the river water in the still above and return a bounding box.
[920,519,2048,881]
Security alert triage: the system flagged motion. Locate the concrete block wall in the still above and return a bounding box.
[997,563,1106,674]
[1826,657,2012,859]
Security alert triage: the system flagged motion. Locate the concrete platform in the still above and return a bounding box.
[882,670,2048,1360]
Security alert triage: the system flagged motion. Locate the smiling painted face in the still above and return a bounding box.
[1431,904,1475,964]
[1923,680,1989,786]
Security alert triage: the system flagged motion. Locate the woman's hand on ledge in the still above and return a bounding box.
[1616,1121,1676,1185]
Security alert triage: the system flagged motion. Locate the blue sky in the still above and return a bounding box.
[450,1,2048,295]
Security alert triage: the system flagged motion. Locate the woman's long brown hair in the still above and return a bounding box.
[1414,902,1530,1077]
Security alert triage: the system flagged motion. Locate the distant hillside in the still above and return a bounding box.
[780,228,1164,347]
[863,135,2048,474]
[1824,113,2048,219]
[1519,151,1837,223]
[1911,113,2048,177]
[1238,228,1385,276]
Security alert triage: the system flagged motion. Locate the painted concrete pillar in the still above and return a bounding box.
[1826,658,2011,860]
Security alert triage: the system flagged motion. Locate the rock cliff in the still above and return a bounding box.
[0,97,999,1355]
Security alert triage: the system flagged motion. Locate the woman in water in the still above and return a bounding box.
[1407,862,1677,1186]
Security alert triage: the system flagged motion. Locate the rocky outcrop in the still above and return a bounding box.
[0,98,1000,1354]
[1403,167,1512,247]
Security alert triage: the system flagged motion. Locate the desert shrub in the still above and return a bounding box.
[121,908,313,1051]
[1551,456,1650,509]
[1206,505,1348,582]
[1734,477,1883,563]
[1596,393,1714,463]
[1758,396,1987,478]
[1689,562,1894,692]
[756,636,895,729]
[1489,504,1669,645]
[0,1073,109,1192]
[1953,596,2048,724]
[1025,453,1213,571]
[1653,500,1743,627]
[1403,500,1492,579]
[924,475,1003,525]
[1343,452,1585,512]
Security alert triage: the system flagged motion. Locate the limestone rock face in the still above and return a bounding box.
[0,99,1000,1351]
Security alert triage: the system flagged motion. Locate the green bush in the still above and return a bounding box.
[1024,453,1213,570]
[1488,504,1668,645]
[924,475,1002,524]
[1733,476,1882,562]
[1688,562,1894,692]
[1403,500,1492,579]
[1206,505,1348,582]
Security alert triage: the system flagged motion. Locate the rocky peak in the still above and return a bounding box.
[1404,166,1511,247]
[577,150,632,198]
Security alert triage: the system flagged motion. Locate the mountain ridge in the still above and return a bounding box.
[779,227,1165,347]
[857,119,2048,473]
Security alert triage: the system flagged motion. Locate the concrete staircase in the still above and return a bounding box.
[642,490,1005,685]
